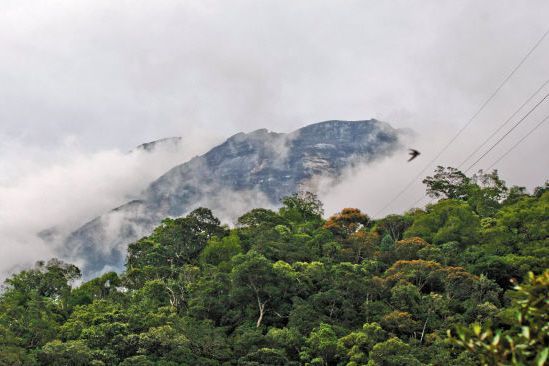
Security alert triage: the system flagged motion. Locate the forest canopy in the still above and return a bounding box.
[1,167,547,365]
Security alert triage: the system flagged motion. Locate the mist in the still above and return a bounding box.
[0,133,221,278]
[1,1,549,278]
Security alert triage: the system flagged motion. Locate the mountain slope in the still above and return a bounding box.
[63,120,405,276]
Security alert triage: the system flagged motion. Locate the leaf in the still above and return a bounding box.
[492,332,500,346]
[536,348,548,366]
[473,323,482,337]
[522,326,530,339]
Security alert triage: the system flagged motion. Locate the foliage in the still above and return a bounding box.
[324,208,370,238]
[1,170,547,365]
[449,271,548,366]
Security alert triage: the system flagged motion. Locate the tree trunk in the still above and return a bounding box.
[420,318,428,343]
[256,296,266,328]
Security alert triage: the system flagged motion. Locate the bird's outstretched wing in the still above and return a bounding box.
[408,149,420,162]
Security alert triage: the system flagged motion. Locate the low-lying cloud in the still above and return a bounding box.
[0,133,221,279]
[1,0,549,279]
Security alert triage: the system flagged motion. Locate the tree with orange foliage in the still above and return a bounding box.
[343,230,380,263]
[323,208,369,238]
[394,237,430,261]
[385,260,444,292]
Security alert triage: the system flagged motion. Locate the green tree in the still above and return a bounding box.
[404,199,480,245]
[367,337,421,366]
[238,348,289,366]
[266,327,304,359]
[200,231,242,268]
[38,340,93,366]
[337,322,387,365]
[230,251,284,328]
[303,323,339,365]
[375,214,413,241]
[380,235,395,252]
[423,166,472,200]
[449,271,548,366]
[279,191,324,223]
[0,259,80,350]
[127,207,225,270]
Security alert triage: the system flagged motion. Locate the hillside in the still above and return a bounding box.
[0,167,547,365]
[62,120,404,276]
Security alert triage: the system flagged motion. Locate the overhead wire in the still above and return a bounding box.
[486,114,549,170]
[457,79,549,169]
[374,26,549,216]
[406,93,549,209]
[463,92,549,173]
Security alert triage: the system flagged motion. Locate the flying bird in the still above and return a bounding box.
[408,149,420,162]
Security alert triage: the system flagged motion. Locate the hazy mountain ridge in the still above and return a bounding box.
[63,119,405,276]
[134,137,183,153]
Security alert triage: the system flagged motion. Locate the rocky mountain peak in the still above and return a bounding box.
[62,119,405,277]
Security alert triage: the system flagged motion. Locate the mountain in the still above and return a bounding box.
[62,120,405,276]
[133,136,183,153]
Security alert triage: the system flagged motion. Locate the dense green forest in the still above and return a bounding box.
[1,166,547,365]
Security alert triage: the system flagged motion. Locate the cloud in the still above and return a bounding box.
[0,133,221,279]
[319,111,549,219]
[1,0,548,278]
[1,1,549,147]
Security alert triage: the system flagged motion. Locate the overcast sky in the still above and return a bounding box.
[1,1,549,275]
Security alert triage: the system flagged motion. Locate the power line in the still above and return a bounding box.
[406,97,549,211]
[374,27,549,217]
[457,79,549,169]
[409,194,429,209]
[486,114,549,170]
[463,92,549,173]
[409,113,549,210]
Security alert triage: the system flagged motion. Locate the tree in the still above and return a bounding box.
[381,311,419,338]
[187,267,232,326]
[375,214,413,241]
[126,208,225,286]
[304,323,339,365]
[38,340,93,366]
[367,337,421,366]
[279,192,324,222]
[423,166,471,200]
[128,207,224,268]
[449,271,548,366]
[386,260,444,292]
[380,235,395,253]
[230,252,283,328]
[69,272,120,307]
[238,348,289,366]
[337,322,387,365]
[467,170,508,217]
[0,259,80,349]
[237,208,287,228]
[136,325,191,361]
[404,199,480,245]
[1,175,547,365]
[199,231,242,268]
[390,282,421,314]
[3,259,80,304]
[324,208,370,239]
[343,230,379,263]
[394,237,430,261]
[266,327,304,360]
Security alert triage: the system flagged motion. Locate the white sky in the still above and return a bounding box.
[1,0,548,276]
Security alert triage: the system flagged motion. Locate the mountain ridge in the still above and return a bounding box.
[62,119,406,276]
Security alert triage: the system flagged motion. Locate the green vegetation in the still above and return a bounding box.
[1,167,547,365]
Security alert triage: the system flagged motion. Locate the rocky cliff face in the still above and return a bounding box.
[63,119,404,276]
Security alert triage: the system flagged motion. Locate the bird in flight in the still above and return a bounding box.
[408,149,420,162]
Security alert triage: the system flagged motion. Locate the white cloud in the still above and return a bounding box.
[0,134,220,279]
[1,0,548,278]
